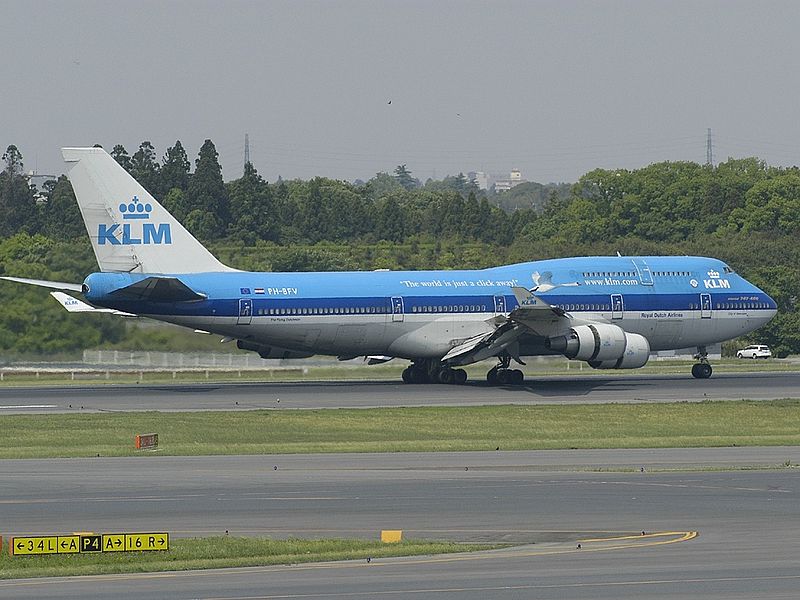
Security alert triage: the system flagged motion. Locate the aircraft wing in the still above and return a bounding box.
[443,287,573,366]
[50,291,136,317]
[0,276,83,292]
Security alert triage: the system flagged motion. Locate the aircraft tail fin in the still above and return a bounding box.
[62,147,235,274]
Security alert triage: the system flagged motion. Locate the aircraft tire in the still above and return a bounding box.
[691,363,713,379]
[452,369,467,384]
[510,369,524,385]
[409,368,428,384]
[486,367,499,385]
[496,369,510,385]
[437,368,454,384]
[401,368,412,383]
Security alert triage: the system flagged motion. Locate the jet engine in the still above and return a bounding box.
[546,323,650,369]
[236,340,313,360]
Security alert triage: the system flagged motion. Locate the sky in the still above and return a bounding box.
[3,0,800,184]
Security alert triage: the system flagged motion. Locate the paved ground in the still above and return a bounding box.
[0,371,798,413]
[0,449,798,599]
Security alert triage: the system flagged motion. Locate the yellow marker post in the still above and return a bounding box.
[125,533,169,551]
[380,530,403,543]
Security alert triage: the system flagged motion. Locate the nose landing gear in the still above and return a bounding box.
[691,346,713,379]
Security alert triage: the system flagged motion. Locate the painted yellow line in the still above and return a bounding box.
[579,530,696,543]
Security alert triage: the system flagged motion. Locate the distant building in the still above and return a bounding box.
[492,168,526,193]
[468,171,489,191]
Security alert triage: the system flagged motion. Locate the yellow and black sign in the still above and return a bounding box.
[10,536,80,556]
[102,534,126,552]
[124,533,169,551]
[80,535,102,553]
[9,532,169,556]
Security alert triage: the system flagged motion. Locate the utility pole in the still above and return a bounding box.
[706,128,713,167]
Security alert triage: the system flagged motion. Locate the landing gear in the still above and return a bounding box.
[401,360,467,385]
[691,346,713,379]
[486,355,525,386]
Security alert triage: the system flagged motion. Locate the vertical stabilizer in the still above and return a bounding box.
[62,147,234,274]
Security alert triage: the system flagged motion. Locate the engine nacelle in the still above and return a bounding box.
[588,332,650,369]
[236,339,313,360]
[546,324,650,368]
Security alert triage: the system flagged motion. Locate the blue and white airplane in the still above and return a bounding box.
[2,148,778,384]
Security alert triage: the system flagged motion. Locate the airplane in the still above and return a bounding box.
[1,147,778,384]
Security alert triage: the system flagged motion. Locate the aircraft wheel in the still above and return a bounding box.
[401,367,412,383]
[452,369,467,384]
[486,366,499,385]
[439,368,455,384]
[410,368,428,383]
[496,369,510,385]
[691,363,712,379]
[510,369,524,385]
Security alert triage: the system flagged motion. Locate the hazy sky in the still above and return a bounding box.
[4,0,800,184]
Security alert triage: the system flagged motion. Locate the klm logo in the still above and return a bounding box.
[98,196,172,246]
[704,269,730,289]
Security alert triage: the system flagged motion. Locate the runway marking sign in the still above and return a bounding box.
[80,535,102,553]
[9,536,80,556]
[102,534,126,552]
[124,533,169,551]
[58,536,80,554]
[9,533,168,556]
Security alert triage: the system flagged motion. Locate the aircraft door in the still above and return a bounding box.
[631,258,654,286]
[391,296,404,322]
[494,295,507,315]
[611,294,624,320]
[700,293,712,319]
[237,298,253,325]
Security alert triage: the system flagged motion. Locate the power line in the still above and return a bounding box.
[706,128,713,167]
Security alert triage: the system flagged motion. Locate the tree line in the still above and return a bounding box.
[0,141,799,357]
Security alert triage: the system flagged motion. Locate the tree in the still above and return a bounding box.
[394,164,419,191]
[227,162,277,243]
[0,145,39,237]
[160,140,191,196]
[186,139,228,238]
[41,176,84,240]
[130,141,160,197]
[110,144,133,172]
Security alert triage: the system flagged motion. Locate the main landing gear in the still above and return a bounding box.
[401,359,468,385]
[691,346,713,379]
[486,354,525,386]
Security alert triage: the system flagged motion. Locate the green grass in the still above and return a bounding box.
[2,400,800,459]
[0,536,495,579]
[0,358,797,387]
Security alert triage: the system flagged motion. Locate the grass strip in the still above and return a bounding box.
[1,359,797,387]
[1,400,800,459]
[0,537,495,580]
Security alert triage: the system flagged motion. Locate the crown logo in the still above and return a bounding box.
[707,269,720,279]
[119,196,152,220]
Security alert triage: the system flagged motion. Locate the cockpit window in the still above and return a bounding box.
[723,265,734,274]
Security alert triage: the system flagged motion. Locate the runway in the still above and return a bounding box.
[0,449,799,599]
[0,371,799,413]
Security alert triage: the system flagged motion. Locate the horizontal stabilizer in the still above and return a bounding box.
[109,277,206,303]
[50,291,135,317]
[1,276,83,292]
